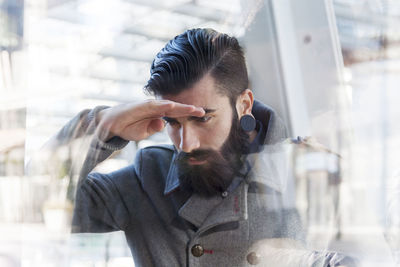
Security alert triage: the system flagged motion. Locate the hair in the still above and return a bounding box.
[144,28,249,104]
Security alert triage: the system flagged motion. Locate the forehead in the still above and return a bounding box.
[160,74,230,108]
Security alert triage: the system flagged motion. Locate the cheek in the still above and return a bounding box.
[208,117,233,147]
[220,121,233,142]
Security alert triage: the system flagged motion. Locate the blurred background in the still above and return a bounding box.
[1,0,400,266]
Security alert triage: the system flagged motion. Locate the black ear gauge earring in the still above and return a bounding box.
[240,114,256,132]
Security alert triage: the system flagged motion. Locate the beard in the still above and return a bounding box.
[175,110,251,197]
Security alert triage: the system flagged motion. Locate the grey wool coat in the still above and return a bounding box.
[54,101,351,267]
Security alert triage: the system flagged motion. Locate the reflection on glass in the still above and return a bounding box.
[0,0,400,266]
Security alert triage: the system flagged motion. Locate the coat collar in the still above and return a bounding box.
[245,141,292,194]
[164,151,180,195]
[162,147,290,196]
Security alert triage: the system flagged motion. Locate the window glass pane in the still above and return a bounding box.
[1,0,399,266]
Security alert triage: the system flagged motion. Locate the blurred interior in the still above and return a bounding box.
[1,0,400,266]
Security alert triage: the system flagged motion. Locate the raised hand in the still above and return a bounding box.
[96,100,205,142]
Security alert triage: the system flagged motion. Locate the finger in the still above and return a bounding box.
[147,118,165,135]
[167,106,205,117]
[129,100,204,122]
[155,101,205,118]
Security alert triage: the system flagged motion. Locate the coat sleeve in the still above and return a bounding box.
[71,166,137,233]
[71,149,147,233]
[34,106,132,232]
[63,107,134,233]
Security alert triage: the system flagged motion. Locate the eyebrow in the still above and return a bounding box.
[203,108,216,114]
[163,108,217,122]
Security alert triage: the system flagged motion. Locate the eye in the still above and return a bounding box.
[167,121,179,126]
[163,117,180,127]
[196,116,212,123]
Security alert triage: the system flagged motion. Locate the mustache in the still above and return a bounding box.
[175,149,219,163]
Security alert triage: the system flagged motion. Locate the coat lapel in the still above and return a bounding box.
[201,181,248,229]
[178,194,223,228]
[178,180,248,230]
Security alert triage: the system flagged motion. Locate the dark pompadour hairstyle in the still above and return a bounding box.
[144,28,249,103]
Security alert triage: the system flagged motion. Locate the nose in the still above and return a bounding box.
[179,125,200,153]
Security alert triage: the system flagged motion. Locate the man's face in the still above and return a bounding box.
[161,74,249,196]
[161,74,234,158]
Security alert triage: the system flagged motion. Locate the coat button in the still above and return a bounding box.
[191,244,204,257]
[247,252,260,265]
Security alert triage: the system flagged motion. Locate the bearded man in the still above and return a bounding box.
[53,28,357,266]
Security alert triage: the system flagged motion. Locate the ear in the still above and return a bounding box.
[235,89,254,117]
